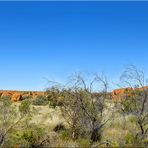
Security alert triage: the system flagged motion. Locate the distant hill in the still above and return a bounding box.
[0,86,148,102]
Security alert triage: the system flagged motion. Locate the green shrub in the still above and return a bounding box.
[21,130,35,144]
[1,95,11,101]
[48,97,58,108]
[60,130,71,141]
[19,99,31,116]
[77,138,91,147]
[46,94,63,108]
[22,95,32,100]
[128,115,137,123]
[111,141,120,147]
[144,139,148,147]
[32,95,48,106]
[125,133,135,144]
[8,126,47,147]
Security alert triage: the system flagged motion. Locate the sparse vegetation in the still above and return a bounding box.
[0,66,147,147]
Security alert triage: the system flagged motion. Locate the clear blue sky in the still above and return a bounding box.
[0,1,148,91]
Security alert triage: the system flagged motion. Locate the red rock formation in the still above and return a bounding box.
[0,90,46,102]
[112,86,148,101]
[11,93,22,102]
[0,86,148,102]
[1,91,13,98]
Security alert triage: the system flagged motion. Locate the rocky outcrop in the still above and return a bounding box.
[0,90,46,102]
[0,86,148,102]
[112,86,148,101]
[11,93,22,102]
[112,87,133,101]
[1,91,13,98]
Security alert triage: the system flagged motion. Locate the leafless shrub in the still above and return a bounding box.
[48,73,111,144]
[119,65,148,144]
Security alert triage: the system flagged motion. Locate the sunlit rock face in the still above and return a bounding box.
[0,90,46,102]
[112,86,148,101]
[11,93,22,102]
[112,88,132,101]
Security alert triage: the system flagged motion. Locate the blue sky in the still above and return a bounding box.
[0,1,148,91]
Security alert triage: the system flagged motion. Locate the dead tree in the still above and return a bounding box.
[58,73,110,143]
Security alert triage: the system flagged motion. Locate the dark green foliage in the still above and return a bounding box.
[31,92,62,107]
[60,130,71,141]
[125,133,135,145]
[46,87,63,108]
[19,99,31,116]
[53,123,65,132]
[21,130,35,144]
[8,126,48,147]
[48,96,61,108]
[1,95,11,101]
[32,95,49,106]
[22,95,32,100]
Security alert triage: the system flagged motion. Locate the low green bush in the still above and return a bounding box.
[1,95,11,101]
[22,96,32,100]
[19,99,32,116]
[32,95,49,106]
[48,97,58,108]
[8,126,47,147]
[77,138,91,147]
[60,130,71,141]
[48,96,63,108]
[125,133,135,144]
